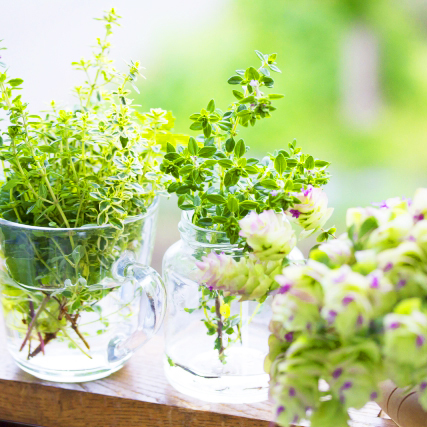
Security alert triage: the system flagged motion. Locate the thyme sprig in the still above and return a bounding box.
[0,8,182,230]
[0,9,177,360]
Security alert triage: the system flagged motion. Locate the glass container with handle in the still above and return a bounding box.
[0,198,166,382]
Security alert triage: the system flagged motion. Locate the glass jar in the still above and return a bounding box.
[163,212,303,403]
[0,198,166,382]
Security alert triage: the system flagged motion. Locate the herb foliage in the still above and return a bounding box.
[163,51,332,362]
[0,9,176,360]
[161,50,331,245]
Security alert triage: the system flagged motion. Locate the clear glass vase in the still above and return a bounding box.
[163,212,303,403]
[0,199,166,382]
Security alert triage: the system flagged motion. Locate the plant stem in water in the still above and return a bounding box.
[214,295,225,361]
[63,312,90,350]
[20,295,50,352]
[29,333,56,359]
[247,302,263,326]
[29,300,45,355]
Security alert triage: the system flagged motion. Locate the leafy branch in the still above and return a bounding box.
[161,51,331,245]
[0,9,177,359]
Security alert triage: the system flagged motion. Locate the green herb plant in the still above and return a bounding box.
[0,9,180,360]
[161,51,332,362]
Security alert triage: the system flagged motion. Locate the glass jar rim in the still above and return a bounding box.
[0,197,159,233]
[179,211,228,233]
[179,211,239,249]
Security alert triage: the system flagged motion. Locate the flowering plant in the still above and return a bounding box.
[0,10,179,358]
[267,188,427,427]
[162,51,334,361]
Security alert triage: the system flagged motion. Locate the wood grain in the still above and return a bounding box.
[0,319,397,427]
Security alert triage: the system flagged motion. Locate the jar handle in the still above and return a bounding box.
[108,251,167,361]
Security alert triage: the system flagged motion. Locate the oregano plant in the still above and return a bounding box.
[161,51,335,362]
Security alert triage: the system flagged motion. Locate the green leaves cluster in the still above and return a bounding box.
[161,52,330,243]
[0,9,180,231]
[0,9,176,359]
[185,285,241,363]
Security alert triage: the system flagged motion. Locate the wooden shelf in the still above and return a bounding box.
[0,320,397,427]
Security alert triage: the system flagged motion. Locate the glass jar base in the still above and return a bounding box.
[164,356,269,404]
[14,357,129,383]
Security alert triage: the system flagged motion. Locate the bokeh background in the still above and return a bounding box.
[1,0,427,270]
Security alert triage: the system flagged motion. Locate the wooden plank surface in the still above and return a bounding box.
[0,319,397,427]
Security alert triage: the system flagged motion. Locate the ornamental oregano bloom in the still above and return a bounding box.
[317,234,353,265]
[286,186,333,234]
[268,187,427,427]
[239,210,296,261]
[196,252,282,301]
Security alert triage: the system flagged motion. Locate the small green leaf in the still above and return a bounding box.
[268,53,277,63]
[166,142,176,153]
[206,99,215,113]
[2,179,19,190]
[238,95,256,104]
[269,64,281,73]
[239,200,258,210]
[286,159,298,168]
[203,123,212,138]
[109,217,124,230]
[232,90,244,100]
[7,78,23,87]
[218,159,233,169]
[268,94,284,100]
[236,109,251,118]
[206,194,226,205]
[89,192,103,201]
[259,179,279,189]
[305,156,315,170]
[38,146,56,153]
[198,146,216,158]
[245,67,260,81]
[227,196,239,213]
[316,232,329,243]
[189,121,202,131]
[71,245,85,264]
[234,139,245,158]
[225,138,235,152]
[262,76,274,88]
[255,50,265,62]
[228,75,243,85]
[314,160,330,168]
[326,226,337,235]
[188,137,199,155]
[274,154,287,175]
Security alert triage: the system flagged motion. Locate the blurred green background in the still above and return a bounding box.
[136,0,427,267]
[1,0,427,269]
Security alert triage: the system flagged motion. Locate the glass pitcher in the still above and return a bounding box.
[163,211,303,403]
[0,198,166,382]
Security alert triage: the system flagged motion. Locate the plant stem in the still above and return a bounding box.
[214,294,225,361]
[29,300,45,356]
[19,295,50,352]
[44,309,92,359]
[63,312,90,350]
[247,302,263,326]
[29,332,56,359]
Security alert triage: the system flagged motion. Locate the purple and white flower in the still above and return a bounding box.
[286,186,333,233]
[239,210,296,261]
[196,251,282,300]
[318,233,353,265]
